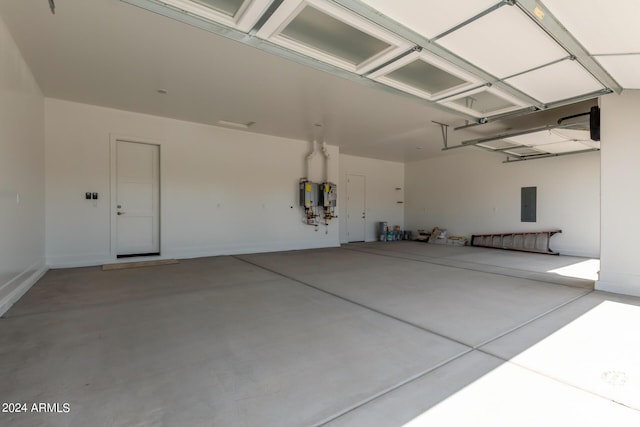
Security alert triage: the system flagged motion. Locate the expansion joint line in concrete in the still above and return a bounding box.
[319,290,607,425]
[340,246,592,291]
[232,255,470,348]
[233,255,608,424]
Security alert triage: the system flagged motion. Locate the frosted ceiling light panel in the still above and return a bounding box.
[257,0,411,74]
[192,0,245,16]
[442,87,528,117]
[280,7,390,65]
[161,0,273,31]
[504,130,568,146]
[544,0,640,54]
[368,51,483,100]
[596,55,640,89]
[437,6,567,78]
[359,0,499,39]
[506,59,604,104]
[538,141,594,154]
[504,147,547,157]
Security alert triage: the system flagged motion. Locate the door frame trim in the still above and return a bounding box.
[109,134,163,261]
[345,173,366,242]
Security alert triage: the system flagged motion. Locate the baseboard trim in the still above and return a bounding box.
[0,263,48,317]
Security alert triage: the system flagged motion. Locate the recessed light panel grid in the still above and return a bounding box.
[386,60,465,94]
[368,51,484,101]
[436,6,568,79]
[441,87,528,118]
[358,0,499,39]
[256,0,412,74]
[280,6,391,65]
[191,0,245,17]
[505,59,604,104]
[160,0,273,31]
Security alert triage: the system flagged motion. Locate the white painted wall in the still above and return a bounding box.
[405,149,600,257]
[0,15,46,315]
[597,91,640,296]
[339,154,404,243]
[45,99,339,267]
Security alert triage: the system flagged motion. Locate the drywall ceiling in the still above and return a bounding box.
[0,0,610,162]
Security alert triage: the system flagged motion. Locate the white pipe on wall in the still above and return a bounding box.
[321,141,330,182]
[306,124,323,180]
[306,139,317,180]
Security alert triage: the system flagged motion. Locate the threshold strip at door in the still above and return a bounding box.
[117,252,160,259]
[102,259,178,271]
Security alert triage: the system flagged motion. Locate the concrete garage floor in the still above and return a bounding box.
[1,243,639,426]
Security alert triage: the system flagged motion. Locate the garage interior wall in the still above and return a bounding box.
[0,15,46,314]
[405,149,600,257]
[338,154,405,243]
[45,98,340,268]
[597,90,640,297]
[3,6,639,303]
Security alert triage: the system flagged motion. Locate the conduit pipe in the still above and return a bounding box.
[306,124,322,179]
[306,140,317,180]
[321,141,330,183]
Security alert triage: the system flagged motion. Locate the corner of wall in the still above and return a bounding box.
[0,262,48,317]
[0,12,47,315]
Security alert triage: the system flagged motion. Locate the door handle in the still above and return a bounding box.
[117,212,125,215]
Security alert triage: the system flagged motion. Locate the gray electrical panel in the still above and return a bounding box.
[299,180,318,207]
[319,182,337,207]
[521,186,537,222]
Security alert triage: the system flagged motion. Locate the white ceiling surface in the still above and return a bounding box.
[595,56,640,89]
[0,0,630,162]
[0,0,474,162]
[543,0,640,55]
[543,0,640,89]
[1,0,496,162]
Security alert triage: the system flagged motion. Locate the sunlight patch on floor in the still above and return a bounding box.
[548,259,600,280]
[404,300,640,426]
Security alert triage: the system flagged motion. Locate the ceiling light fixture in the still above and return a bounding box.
[157,0,273,32]
[217,120,256,129]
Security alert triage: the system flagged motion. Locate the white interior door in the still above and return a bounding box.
[346,174,366,242]
[116,141,160,257]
